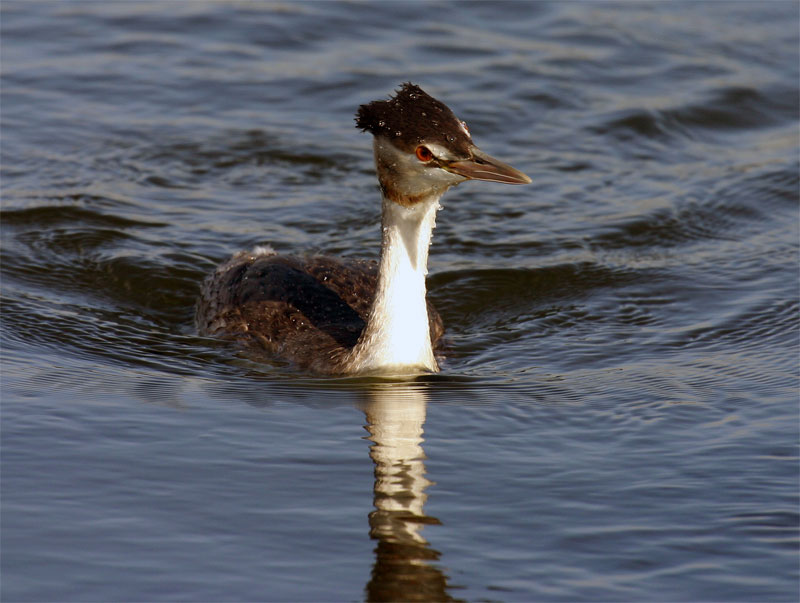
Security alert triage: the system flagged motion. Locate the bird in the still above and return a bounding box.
[195,83,531,375]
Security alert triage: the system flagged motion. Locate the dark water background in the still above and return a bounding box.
[2,2,798,601]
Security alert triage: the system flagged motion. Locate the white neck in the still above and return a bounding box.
[344,194,441,374]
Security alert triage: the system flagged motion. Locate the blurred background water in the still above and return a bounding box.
[1,1,798,601]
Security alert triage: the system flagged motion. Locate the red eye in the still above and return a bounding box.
[415,145,433,162]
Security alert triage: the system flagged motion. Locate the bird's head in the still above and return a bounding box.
[356,83,531,207]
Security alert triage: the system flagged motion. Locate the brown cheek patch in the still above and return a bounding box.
[379,180,429,207]
[375,155,425,207]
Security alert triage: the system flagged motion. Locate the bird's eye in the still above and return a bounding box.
[415,145,434,162]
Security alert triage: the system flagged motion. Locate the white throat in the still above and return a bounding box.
[345,194,441,374]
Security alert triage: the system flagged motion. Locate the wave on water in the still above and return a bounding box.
[592,84,799,142]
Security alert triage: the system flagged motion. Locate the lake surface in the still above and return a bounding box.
[1,2,798,601]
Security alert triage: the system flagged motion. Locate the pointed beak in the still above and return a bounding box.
[445,146,532,185]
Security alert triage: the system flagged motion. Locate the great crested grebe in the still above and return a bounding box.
[196,83,530,375]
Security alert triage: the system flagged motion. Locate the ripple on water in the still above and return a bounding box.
[0,2,798,601]
[0,198,221,380]
[592,84,800,143]
[590,162,798,251]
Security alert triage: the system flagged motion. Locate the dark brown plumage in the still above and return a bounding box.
[195,249,444,373]
[356,82,473,156]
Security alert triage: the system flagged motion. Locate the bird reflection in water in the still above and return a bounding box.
[360,383,460,602]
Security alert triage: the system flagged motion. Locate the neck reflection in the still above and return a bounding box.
[361,383,457,602]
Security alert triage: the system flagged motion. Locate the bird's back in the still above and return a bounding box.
[196,249,444,373]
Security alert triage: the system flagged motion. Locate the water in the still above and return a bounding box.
[1,2,798,601]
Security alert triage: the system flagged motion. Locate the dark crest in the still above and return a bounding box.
[355,83,473,154]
